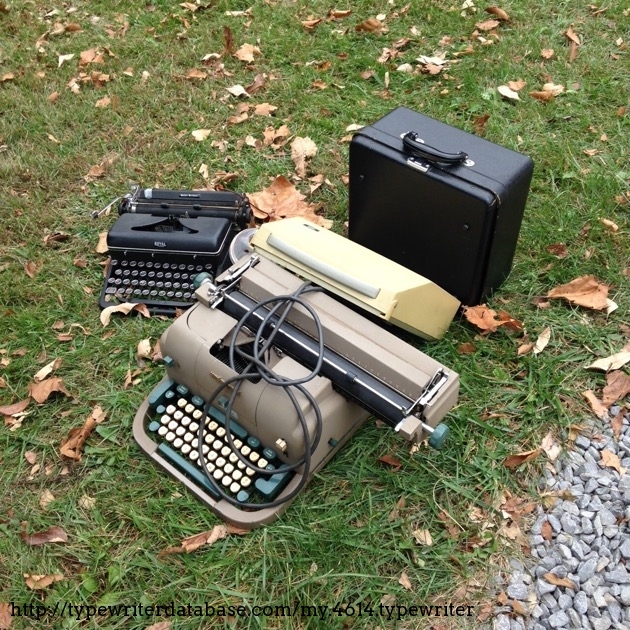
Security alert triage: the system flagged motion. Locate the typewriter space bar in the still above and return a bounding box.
[267,234,380,299]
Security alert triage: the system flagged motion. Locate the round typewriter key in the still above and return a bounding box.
[164,273,172,280]
[174,291,182,299]
[216,456,226,468]
[179,264,186,271]
[156,281,164,288]
[122,278,131,286]
[146,261,153,268]
[185,403,195,414]
[213,469,223,481]
[220,446,231,458]
[189,421,199,432]
[213,439,222,451]
[168,420,178,431]
[229,452,239,464]
[164,281,172,288]
[181,444,191,455]
[141,289,149,296]
[204,434,214,445]
[166,291,174,298]
[184,432,194,443]
[121,260,128,267]
[232,470,242,481]
[257,458,268,468]
[165,404,176,415]
[165,431,175,442]
[237,460,246,470]
[245,467,255,477]
[149,290,158,297]
[173,437,183,449]
[181,416,191,427]
[191,395,204,407]
[158,291,166,297]
[158,426,168,436]
[205,462,215,473]
[230,482,241,494]
[224,463,234,475]
[241,476,252,486]
[138,280,146,287]
[202,444,209,455]
[192,410,203,420]
[216,427,226,438]
[262,448,277,461]
[191,438,199,448]
[161,263,170,270]
[196,265,204,272]
[172,282,180,289]
[221,476,232,487]
[105,287,116,294]
[249,452,260,463]
[207,451,218,462]
[187,264,195,271]
[177,398,187,408]
[183,292,192,300]
[247,436,261,450]
[148,271,155,278]
[131,269,139,277]
[175,426,186,437]
[129,260,137,267]
[114,268,122,276]
[189,450,199,461]
[173,409,184,421]
[160,414,170,425]
[173,272,180,280]
[240,445,251,457]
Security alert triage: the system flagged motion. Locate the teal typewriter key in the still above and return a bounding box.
[155,405,166,415]
[254,471,292,500]
[236,490,250,503]
[247,436,261,450]
[262,447,277,461]
[176,384,189,397]
[148,378,175,409]
[164,390,176,404]
[148,421,161,433]
[191,395,205,407]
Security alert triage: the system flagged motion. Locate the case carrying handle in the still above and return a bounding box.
[402,131,469,165]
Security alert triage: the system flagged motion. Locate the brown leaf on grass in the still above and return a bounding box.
[457,342,477,355]
[582,390,608,419]
[86,164,106,179]
[59,406,106,461]
[541,48,555,59]
[253,103,277,116]
[24,261,38,278]
[611,409,624,440]
[137,338,152,360]
[162,523,247,554]
[290,137,318,178]
[145,623,172,630]
[546,243,568,258]
[533,327,551,355]
[602,371,630,406]
[329,9,352,19]
[600,218,619,233]
[24,573,64,590]
[485,6,510,20]
[378,453,402,470]
[39,489,56,509]
[34,358,62,382]
[355,18,387,34]
[462,305,522,334]
[233,43,261,63]
[540,431,561,461]
[412,529,433,546]
[29,377,70,404]
[398,571,413,590]
[473,113,489,135]
[517,342,534,356]
[79,48,104,65]
[587,349,630,372]
[565,26,581,46]
[503,449,541,469]
[301,17,323,30]
[20,524,68,545]
[95,95,110,108]
[222,24,234,55]
[248,176,332,228]
[0,398,30,418]
[476,19,500,31]
[541,520,553,541]
[0,602,11,630]
[543,572,576,589]
[185,68,207,80]
[245,73,267,95]
[100,302,150,326]
[507,79,526,92]
[547,275,610,311]
[24,451,37,465]
[601,449,627,474]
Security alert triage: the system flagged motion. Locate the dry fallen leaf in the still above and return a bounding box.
[546,243,568,258]
[587,349,630,372]
[533,327,551,355]
[162,523,247,554]
[95,95,110,108]
[137,338,152,360]
[248,176,331,228]
[59,406,106,461]
[582,390,608,419]
[290,136,318,178]
[233,43,261,63]
[191,129,212,142]
[543,572,576,589]
[547,275,611,311]
[0,398,31,420]
[476,18,500,31]
[463,305,522,334]
[355,18,387,34]
[503,448,541,469]
[33,358,62,382]
[28,377,70,404]
[541,520,553,541]
[39,489,56,509]
[0,602,11,630]
[600,218,619,233]
[100,302,150,326]
[600,449,626,475]
[20,524,68,545]
[485,6,509,20]
[398,571,413,590]
[377,453,402,470]
[602,371,630,406]
[611,409,624,440]
[540,431,561,461]
[412,529,433,546]
[24,573,64,590]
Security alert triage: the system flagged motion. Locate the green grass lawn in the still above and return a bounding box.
[0,1,628,628]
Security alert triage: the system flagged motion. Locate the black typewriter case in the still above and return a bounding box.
[348,107,534,306]
[100,214,237,316]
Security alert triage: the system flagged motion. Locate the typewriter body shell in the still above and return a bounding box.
[134,255,459,528]
[100,190,250,315]
[348,107,534,306]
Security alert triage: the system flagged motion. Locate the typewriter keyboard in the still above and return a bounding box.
[100,257,216,315]
[145,379,294,505]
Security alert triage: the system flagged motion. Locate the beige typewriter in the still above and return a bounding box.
[134,221,460,528]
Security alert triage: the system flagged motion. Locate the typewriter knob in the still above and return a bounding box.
[193,271,214,290]
[428,423,449,450]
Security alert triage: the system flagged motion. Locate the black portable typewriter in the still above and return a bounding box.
[99,187,251,316]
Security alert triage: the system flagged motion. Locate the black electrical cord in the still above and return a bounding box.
[196,282,325,510]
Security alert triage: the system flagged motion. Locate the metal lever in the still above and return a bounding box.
[194,255,261,309]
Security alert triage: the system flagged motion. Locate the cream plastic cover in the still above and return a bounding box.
[251,218,460,340]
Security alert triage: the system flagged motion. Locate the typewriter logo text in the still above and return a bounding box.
[154,241,167,248]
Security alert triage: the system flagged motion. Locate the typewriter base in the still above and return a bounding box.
[133,376,370,529]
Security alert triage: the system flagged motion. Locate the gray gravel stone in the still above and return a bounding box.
[548,610,569,628]
[507,584,529,600]
[573,590,588,614]
[578,558,598,583]
[620,586,630,606]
